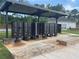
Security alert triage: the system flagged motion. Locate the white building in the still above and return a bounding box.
[48,17,77,30]
[58,21,76,29]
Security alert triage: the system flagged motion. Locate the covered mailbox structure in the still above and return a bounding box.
[0,0,68,41]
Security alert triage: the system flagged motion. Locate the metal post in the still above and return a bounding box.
[38,16,40,22]
[5,11,8,38]
[55,17,59,36]
[22,21,25,40]
[11,22,13,38]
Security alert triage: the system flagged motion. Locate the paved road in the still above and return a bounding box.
[0,29,11,32]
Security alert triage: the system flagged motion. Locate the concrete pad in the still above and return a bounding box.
[32,55,46,59]
[32,44,79,59]
[5,34,79,59]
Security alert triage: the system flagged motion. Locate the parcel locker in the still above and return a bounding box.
[37,23,42,35]
[50,23,54,36]
[27,23,31,39]
[44,23,50,36]
[11,22,18,38]
[35,23,38,37]
[57,24,61,33]
[37,23,45,36]
[31,23,36,39]
[18,22,23,39]
[31,23,38,39]
[53,23,57,36]
[22,22,28,40]
[41,23,45,36]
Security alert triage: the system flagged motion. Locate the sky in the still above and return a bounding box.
[25,0,79,10]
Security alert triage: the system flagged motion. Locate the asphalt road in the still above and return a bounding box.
[0,29,11,32]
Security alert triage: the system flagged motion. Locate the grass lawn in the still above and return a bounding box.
[0,31,11,40]
[0,31,14,59]
[62,29,79,35]
[0,42,14,59]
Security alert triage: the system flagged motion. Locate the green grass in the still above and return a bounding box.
[0,42,14,59]
[62,29,79,35]
[0,31,11,39]
[0,31,14,59]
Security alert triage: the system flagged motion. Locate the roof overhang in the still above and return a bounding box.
[0,0,68,18]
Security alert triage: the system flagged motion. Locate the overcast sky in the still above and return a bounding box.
[26,0,79,10]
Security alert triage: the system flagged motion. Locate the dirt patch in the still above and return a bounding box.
[13,42,25,47]
[6,41,26,48]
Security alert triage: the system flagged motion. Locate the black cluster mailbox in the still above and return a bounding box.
[45,23,57,36]
[23,23,31,40]
[11,22,61,40]
[11,21,23,42]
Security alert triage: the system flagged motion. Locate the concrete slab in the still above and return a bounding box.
[5,34,79,59]
[32,55,46,59]
[32,44,79,59]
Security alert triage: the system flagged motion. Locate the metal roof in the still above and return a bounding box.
[0,0,68,18]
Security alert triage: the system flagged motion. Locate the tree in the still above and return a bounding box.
[71,9,78,15]
[34,4,45,8]
[0,14,4,24]
[46,4,52,9]
[26,16,34,23]
[0,0,4,2]
[70,9,79,21]
[46,4,65,12]
[67,9,79,28]
[53,4,65,12]
[39,17,48,23]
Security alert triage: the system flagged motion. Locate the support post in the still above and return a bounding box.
[22,21,25,40]
[5,11,8,38]
[11,22,13,38]
[55,17,59,36]
[38,16,40,23]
